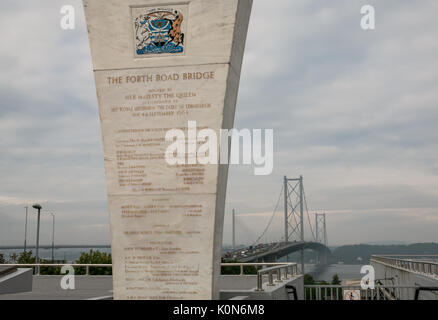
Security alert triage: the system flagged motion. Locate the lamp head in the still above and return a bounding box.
[32,204,42,210]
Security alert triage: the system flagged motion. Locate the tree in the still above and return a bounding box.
[17,251,35,264]
[331,274,341,285]
[220,258,258,275]
[9,253,18,263]
[15,251,61,275]
[0,253,5,264]
[304,274,315,285]
[75,249,112,275]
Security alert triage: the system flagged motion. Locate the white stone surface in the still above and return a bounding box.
[83,0,252,300]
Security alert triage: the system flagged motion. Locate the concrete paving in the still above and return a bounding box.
[0,276,113,300]
[0,275,302,300]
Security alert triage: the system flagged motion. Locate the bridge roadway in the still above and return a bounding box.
[226,241,331,264]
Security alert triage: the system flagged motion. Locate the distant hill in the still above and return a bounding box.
[331,243,438,264]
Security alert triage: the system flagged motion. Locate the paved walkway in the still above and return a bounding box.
[0,276,113,300]
[0,275,281,300]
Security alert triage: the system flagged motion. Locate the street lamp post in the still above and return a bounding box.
[32,204,42,267]
[50,213,55,261]
[24,206,28,252]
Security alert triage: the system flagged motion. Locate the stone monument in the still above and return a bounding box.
[83,0,252,300]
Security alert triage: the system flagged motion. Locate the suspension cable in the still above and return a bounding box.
[303,184,316,240]
[251,184,283,246]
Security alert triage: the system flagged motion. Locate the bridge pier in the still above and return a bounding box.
[316,250,329,265]
[262,256,277,263]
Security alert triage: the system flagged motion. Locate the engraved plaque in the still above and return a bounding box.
[83,0,252,300]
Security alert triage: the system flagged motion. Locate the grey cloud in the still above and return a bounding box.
[1,0,437,246]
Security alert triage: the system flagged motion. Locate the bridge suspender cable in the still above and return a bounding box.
[302,184,316,241]
[250,178,323,247]
[251,185,284,246]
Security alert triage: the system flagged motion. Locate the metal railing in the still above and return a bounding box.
[221,262,296,275]
[253,263,298,292]
[371,255,438,278]
[304,285,418,300]
[221,262,299,292]
[2,262,300,292]
[0,264,111,276]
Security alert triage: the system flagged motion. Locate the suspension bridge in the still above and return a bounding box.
[223,175,332,273]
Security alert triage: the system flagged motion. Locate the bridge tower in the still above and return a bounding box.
[283,175,305,273]
[315,213,327,246]
[315,213,328,264]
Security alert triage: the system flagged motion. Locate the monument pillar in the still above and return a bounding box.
[83,0,252,300]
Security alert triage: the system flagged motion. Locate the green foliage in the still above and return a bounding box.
[39,261,62,276]
[304,274,340,300]
[2,249,112,275]
[331,274,341,285]
[220,259,259,275]
[1,249,112,275]
[20,251,61,275]
[17,251,35,264]
[3,251,61,275]
[304,274,315,285]
[9,253,18,263]
[74,249,112,275]
[304,274,330,285]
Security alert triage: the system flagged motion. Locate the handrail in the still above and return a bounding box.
[221,262,294,277]
[2,262,300,291]
[254,263,299,292]
[371,254,438,257]
[5,262,291,268]
[1,263,112,276]
[303,284,419,300]
[304,285,417,288]
[371,255,438,278]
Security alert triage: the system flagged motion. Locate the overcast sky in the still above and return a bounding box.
[0,0,437,247]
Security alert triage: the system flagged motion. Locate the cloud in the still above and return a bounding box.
[0,0,437,247]
[225,0,438,245]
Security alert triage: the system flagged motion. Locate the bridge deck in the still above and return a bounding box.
[224,242,331,263]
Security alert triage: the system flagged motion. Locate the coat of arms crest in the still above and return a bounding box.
[134,8,185,55]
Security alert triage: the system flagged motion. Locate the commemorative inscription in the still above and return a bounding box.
[97,65,227,196]
[99,65,226,299]
[84,0,252,300]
